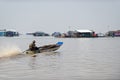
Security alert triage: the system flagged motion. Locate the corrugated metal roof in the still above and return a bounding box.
[76,30,93,33]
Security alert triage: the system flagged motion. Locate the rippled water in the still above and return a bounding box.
[0,36,120,80]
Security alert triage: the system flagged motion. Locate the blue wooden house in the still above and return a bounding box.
[0,29,6,36]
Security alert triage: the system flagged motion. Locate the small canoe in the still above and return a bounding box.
[25,42,63,54]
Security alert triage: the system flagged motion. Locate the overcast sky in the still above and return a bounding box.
[0,0,120,34]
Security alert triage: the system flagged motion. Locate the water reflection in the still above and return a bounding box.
[28,51,61,70]
[43,51,61,56]
[28,57,37,69]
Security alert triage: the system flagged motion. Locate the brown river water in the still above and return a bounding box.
[0,36,120,80]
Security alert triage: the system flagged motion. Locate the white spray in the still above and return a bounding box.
[0,44,21,58]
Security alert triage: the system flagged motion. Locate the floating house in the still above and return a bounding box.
[66,31,77,37]
[97,33,105,37]
[0,29,6,36]
[52,32,61,37]
[53,30,97,38]
[0,29,19,37]
[26,33,33,35]
[114,30,120,37]
[106,30,120,37]
[33,31,50,36]
[74,29,97,37]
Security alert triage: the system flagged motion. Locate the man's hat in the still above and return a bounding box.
[33,40,36,43]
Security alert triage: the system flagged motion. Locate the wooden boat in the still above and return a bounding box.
[25,42,63,54]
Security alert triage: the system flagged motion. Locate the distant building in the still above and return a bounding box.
[75,29,97,37]
[33,31,50,36]
[97,33,105,37]
[52,30,97,38]
[52,32,61,37]
[26,33,34,35]
[114,30,120,37]
[106,31,114,37]
[106,30,120,37]
[5,31,19,37]
[0,29,6,36]
[0,29,19,37]
[66,31,77,37]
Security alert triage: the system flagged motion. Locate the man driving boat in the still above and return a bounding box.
[29,40,38,51]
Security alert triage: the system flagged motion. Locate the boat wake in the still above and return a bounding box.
[0,45,21,58]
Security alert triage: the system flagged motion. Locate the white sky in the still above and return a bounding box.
[0,0,120,34]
